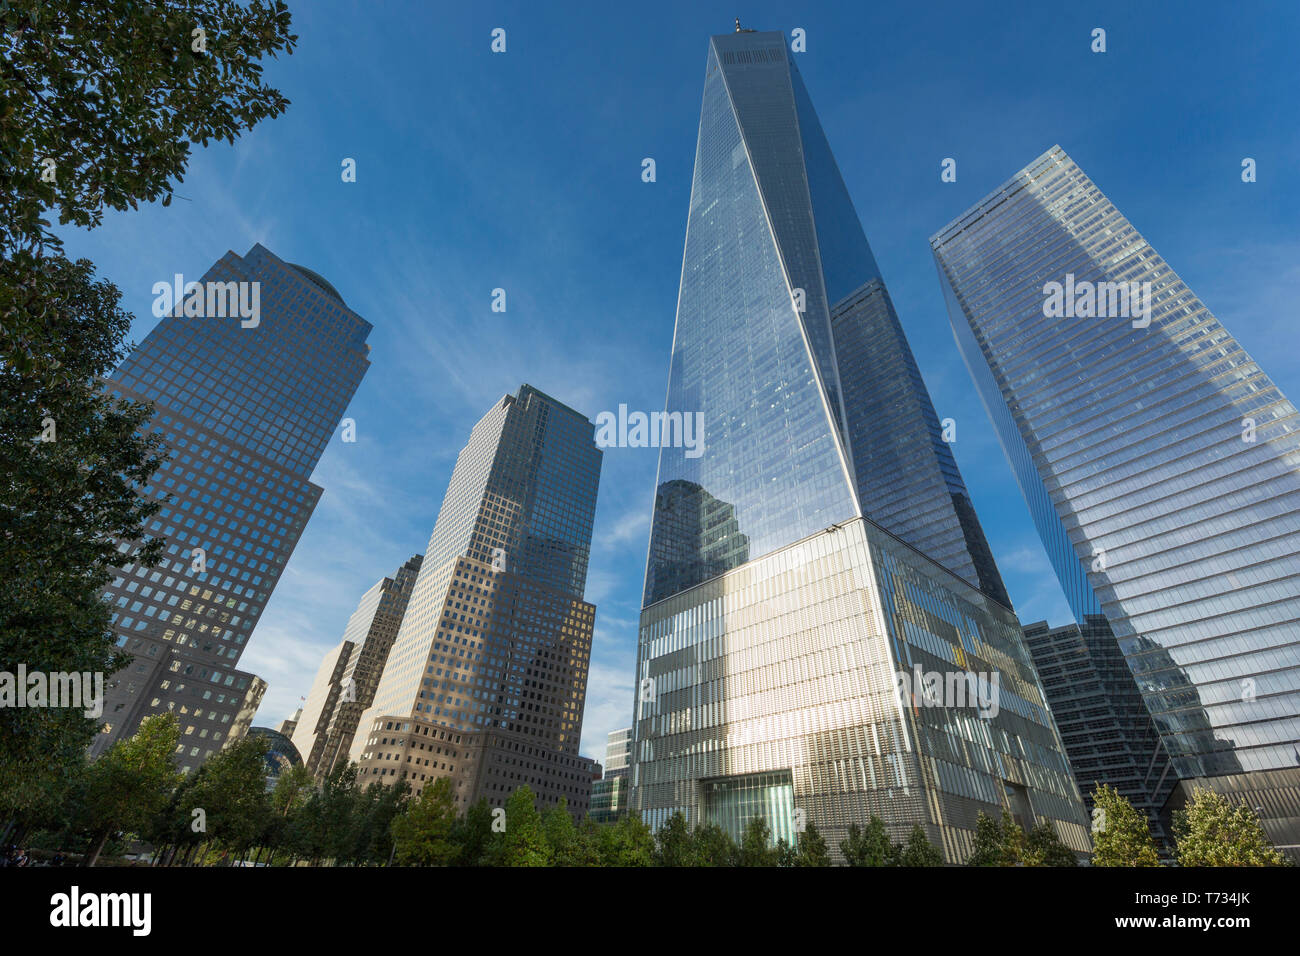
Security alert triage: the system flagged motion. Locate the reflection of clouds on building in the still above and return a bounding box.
[630,29,1087,863]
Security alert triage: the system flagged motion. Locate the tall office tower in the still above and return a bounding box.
[590,726,632,823]
[932,146,1300,854]
[1023,617,1173,847]
[93,243,371,771]
[350,386,601,817]
[292,554,422,778]
[631,26,1088,863]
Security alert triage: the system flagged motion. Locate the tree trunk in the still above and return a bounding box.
[86,829,111,867]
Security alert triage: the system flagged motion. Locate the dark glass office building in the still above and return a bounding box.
[1022,616,1174,848]
[631,28,1088,863]
[933,146,1300,854]
[351,386,601,816]
[94,243,371,771]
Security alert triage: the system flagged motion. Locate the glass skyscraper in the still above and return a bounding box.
[93,243,371,771]
[350,385,601,815]
[631,27,1088,862]
[932,146,1300,851]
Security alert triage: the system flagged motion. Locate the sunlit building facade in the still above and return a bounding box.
[293,554,422,779]
[631,28,1088,863]
[932,146,1300,853]
[94,243,371,771]
[351,386,601,816]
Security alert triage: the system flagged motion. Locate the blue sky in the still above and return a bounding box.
[59,0,1300,762]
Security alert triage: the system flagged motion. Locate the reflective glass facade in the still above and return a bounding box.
[94,243,371,771]
[634,518,1089,860]
[352,386,602,814]
[932,146,1300,782]
[633,30,1081,861]
[643,31,1007,608]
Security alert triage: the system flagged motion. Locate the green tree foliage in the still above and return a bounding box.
[0,256,168,815]
[968,810,1077,866]
[542,797,595,867]
[897,824,944,866]
[392,777,459,866]
[498,785,549,867]
[1174,787,1286,867]
[182,734,271,860]
[797,823,831,867]
[597,810,655,867]
[967,811,1010,866]
[1024,822,1078,867]
[452,799,496,866]
[1,0,297,818]
[1,0,297,256]
[654,811,695,867]
[1089,784,1161,867]
[691,820,736,867]
[840,817,899,866]
[737,816,777,867]
[79,713,180,865]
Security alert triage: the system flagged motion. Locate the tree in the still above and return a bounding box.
[79,713,180,865]
[498,786,549,867]
[967,811,1009,866]
[453,799,496,866]
[896,824,944,867]
[691,821,736,867]
[654,811,695,867]
[392,777,458,866]
[182,734,272,861]
[597,810,655,867]
[2,0,297,257]
[271,764,314,819]
[797,823,831,867]
[0,256,168,816]
[1024,823,1078,867]
[737,817,777,867]
[1089,784,1161,867]
[841,817,898,866]
[540,798,589,867]
[1174,788,1286,867]
[1,0,297,817]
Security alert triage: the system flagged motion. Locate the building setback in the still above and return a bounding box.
[95,244,371,771]
[932,146,1300,854]
[293,554,422,779]
[631,27,1089,864]
[350,386,601,817]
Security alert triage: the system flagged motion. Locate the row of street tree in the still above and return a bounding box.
[3,713,1288,867]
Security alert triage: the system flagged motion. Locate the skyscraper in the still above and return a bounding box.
[590,726,632,823]
[631,27,1088,862]
[932,146,1300,852]
[1022,616,1173,847]
[292,554,422,779]
[350,386,601,816]
[94,243,371,771]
